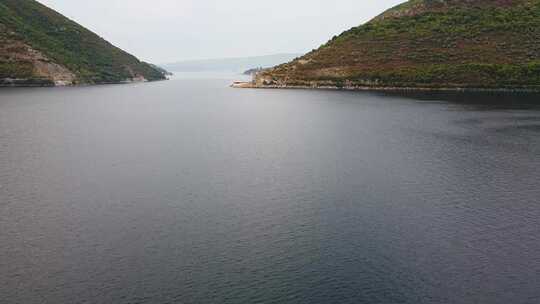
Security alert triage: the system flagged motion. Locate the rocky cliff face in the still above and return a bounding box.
[256,0,540,91]
[0,0,166,86]
[0,36,75,86]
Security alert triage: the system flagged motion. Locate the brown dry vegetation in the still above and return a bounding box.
[259,0,540,90]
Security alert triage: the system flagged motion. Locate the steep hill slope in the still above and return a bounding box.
[255,0,540,90]
[0,0,165,86]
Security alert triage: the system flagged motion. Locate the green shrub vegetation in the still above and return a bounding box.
[261,0,540,90]
[0,0,165,84]
[0,61,34,78]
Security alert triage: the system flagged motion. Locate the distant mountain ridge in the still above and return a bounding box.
[254,0,540,91]
[0,0,166,86]
[162,54,302,73]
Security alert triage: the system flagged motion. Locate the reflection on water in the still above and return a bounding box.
[1,79,540,304]
[380,90,540,110]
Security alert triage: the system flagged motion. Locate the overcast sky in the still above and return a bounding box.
[37,0,403,63]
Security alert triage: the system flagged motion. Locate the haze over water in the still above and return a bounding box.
[1,77,540,304]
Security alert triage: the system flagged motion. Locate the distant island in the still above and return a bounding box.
[243,67,265,76]
[0,0,167,87]
[238,0,540,91]
[162,54,301,74]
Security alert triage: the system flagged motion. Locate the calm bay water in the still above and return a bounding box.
[1,77,540,304]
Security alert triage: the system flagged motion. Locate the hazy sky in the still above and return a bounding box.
[37,0,403,63]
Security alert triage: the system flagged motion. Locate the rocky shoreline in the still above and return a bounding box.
[231,81,540,93]
[0,77,167,88]
[0,78,55,87]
